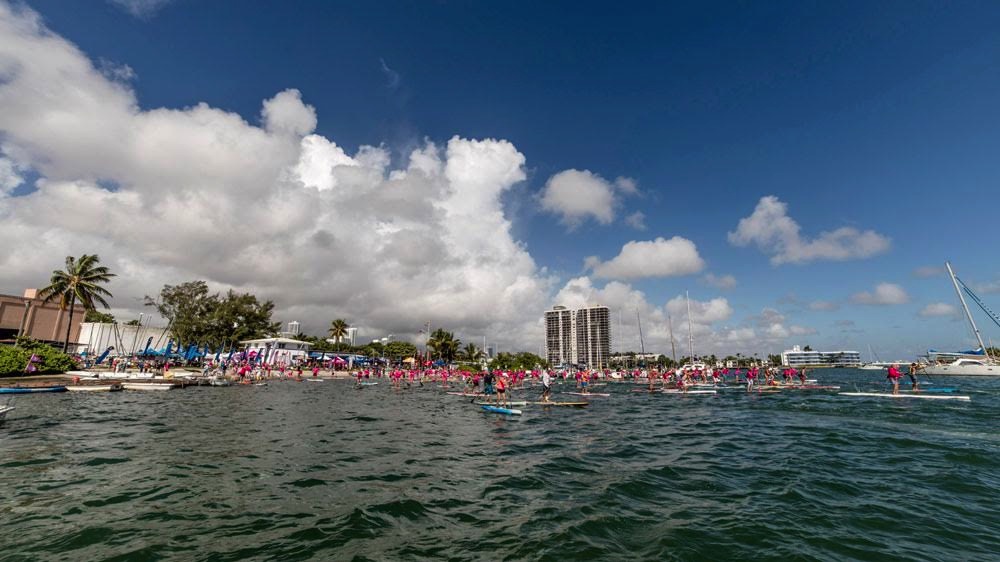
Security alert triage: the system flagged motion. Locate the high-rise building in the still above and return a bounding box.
[544,305,611,368]
[345,327,358,347]
[287,321,301,336]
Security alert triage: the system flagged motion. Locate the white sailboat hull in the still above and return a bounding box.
[921,363,1000,376]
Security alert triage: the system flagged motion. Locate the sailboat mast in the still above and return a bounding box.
[668,315,677,363]
[636,309,645,355]
[686,291,694,361]
[946,261,989,358]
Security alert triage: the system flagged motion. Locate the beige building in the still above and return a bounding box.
[0,289,87,348]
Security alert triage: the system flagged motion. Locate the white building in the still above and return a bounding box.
[241,337,312,364]
[781,345,861,367]
[544,305,611,368]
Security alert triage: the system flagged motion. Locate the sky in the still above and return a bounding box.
[1,0,999,359]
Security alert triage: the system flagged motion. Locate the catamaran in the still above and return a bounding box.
[922,262,999,376]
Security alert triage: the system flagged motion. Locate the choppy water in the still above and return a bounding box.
[2,369,999,561]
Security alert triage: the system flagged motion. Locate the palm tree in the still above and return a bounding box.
[427,328,461,364]
[328,319,349,351]
[39,254,116,352]
[461,342,483,363]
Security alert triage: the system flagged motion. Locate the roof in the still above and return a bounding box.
[240,337,313,347]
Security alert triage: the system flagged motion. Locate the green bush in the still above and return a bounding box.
[0,338,78,377]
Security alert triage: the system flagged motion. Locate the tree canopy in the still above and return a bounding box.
[39,254,115,351]
[145,281,279,348]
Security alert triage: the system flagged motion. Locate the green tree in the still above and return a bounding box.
[427,328,461,363]
[39,254,116,352]
[146,281,278,349]
[803,345,813,351]
[384,341,418,361]
[461,342,483,363]
[328,319,349,351]
[84,309,115,323]
[209,290,280,348]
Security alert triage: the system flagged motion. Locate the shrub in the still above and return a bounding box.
[0,338,78,377]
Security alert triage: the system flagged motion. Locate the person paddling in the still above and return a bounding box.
[887,364,902,395]
[908,362,920,391]
[541,370,552,403]
[495,373,509,407]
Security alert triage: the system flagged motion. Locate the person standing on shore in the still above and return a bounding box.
[887,364,902,395]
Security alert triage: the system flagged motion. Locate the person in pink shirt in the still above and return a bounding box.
[887,364,902,394]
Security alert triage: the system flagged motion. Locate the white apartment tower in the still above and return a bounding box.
[544,305,611,368]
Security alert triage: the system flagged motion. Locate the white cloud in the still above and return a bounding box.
[614,176,638,195]
[975,280,1000,294]
[790,325,818,336]
[918,302,960,318]
[851,283,910,306]
[666,295,733,325]
[539,169,616,227]
[108,0,172,19]
[728,196,891,264]
[703,273,737,290]
[0,4,553,350]
[585,236,705,280]
[808,300,839,311]
[913,265,944,278]
[624,210,646,230]
[261,89,317,136]
[0,156,24,194]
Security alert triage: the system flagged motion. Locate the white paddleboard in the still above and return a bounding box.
[839,392,970,401]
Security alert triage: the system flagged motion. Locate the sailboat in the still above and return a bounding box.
[922,262,999,376]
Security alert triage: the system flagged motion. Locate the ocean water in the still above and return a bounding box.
[2,370,999,561]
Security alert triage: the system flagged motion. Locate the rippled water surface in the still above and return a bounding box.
[2,370,1000,561]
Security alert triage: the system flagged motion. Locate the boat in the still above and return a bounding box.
[65,384,123,392]
[481,405,522,415]
[0,404,14,421]
[922,358,999,377]
[839,392,970,401]
[122,382,177,391]
[0,386,68,394]
[921,262,999,376]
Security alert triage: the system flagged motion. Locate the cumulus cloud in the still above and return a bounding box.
[624,211,646,230]
[585,237,705,280]
[728,196,890,264]
[0,156,24,194]
[553,276,812,356]
[539,169,617,227]
[851,283,910,305]
[913,265,944,278]
[918,302,960,319]
[703,273,737,290]
[0,4,553,349]
[614,176,638,195]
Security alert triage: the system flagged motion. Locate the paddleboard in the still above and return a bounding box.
[565,392,610,397]
[446,392,480,396]
[899,387,956,393]
[839,392,970,401]
[475,401,527,406]
[659,389,717,395]
[481,405,522,415]
[527,401,589,407]
[359,382,379,386]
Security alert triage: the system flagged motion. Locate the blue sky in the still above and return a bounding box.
[2,0,999,358]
